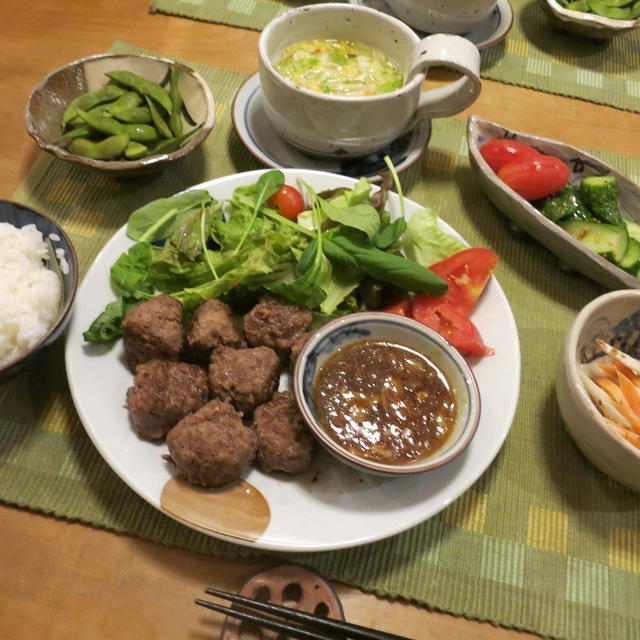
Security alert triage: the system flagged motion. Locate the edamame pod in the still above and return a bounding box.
[110,106,152,124]
[147,126,199,156]
[68,133,130,160]
[105,70,173,114]
[144,96,172,139]
[124,141,148,159]
[58,124,94,142]
[61,85,127,127]
[169,66,184,137]
[76,109,158,142]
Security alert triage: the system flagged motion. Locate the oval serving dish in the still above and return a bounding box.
[467,115,640,291]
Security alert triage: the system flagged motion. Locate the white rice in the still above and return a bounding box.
[0,222,63,367]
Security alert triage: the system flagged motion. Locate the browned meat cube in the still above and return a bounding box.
[126,359,208,441]
[253,391,315,474]
[289,330,314,371]
[208,345,280,415]
[184,299,245,364]
[121,294,183,372]
[243,294,312,356]
[166,399,257,488]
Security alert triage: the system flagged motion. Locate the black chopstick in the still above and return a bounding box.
[196,587,414,640]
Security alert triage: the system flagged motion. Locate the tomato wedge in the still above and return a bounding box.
[380,298,411,316]
[411,299,494,357]
[479,139,540,173]
[424,248,498,316]
[266,185,304,221]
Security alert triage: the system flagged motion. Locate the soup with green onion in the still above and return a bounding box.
[274,39,404,97]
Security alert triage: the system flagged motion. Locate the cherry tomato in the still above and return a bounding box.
[380,297,412,316]
[426,248,498,316]
[497,155,569,201]
[479,139,539,173]
[266,185,304,220]
[411,299,494,357]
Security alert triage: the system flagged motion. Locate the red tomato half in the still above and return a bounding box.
[497,155,569,201]
[266,185,304,220]
[427,248,498,316]
[380,298,412,316]
[479,139,540,173]
[411,299,494,357]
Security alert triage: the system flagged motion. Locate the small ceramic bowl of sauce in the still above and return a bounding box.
[293,312,481,476]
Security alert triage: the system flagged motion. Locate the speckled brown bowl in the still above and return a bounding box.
[543,0,640,39]
[25,53,214,176]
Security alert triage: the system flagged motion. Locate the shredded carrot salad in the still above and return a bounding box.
[578,339,640,450]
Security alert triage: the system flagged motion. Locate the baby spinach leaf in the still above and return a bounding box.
[233,170,285,254]
[375,217,407,249]
[110,242,154,296]
[127,189,211,242]
[317,196,380,241]
[82,296,140,342]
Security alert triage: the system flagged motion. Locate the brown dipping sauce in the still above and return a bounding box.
[312,339,456,464]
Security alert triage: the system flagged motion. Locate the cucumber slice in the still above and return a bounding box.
[624,219,640,244]
[617,237,640,272]
[559,219,629,263]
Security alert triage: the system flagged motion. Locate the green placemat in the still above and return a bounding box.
[3,41,640,640]
[149,0,640,113]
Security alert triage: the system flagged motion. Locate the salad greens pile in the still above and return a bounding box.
[83,169,466,343]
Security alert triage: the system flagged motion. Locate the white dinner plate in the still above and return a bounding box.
[65,169,520,553]
[349,0,514,49]
[231,73,432,182]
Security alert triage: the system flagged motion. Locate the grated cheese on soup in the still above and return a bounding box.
[0,222,62,367]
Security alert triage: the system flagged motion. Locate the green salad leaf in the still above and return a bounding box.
[84,168,469,343]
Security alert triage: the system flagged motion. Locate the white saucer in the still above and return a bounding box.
[231,73,432,183]
[349,0,514,49]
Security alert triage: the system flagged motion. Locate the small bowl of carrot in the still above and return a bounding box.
[556,289,640,491]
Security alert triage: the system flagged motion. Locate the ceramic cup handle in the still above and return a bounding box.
[406,34,481,123]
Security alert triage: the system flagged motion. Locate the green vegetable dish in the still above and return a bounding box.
[537,174,640,277]
[84,169,468,343]
[557,0,640,20]
[59,67,199,161]
[274,39,403,97]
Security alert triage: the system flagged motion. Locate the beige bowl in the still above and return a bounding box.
[544,0,640,39]
[25,53,214,175]
[556,290,640,491]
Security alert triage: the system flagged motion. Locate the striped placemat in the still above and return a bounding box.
[149,0,640,113]
[2,41,640,640]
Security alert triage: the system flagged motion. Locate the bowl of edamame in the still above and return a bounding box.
[25,53,215,175]
[544,0,640,39]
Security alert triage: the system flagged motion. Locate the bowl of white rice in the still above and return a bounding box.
[0,200,77,382]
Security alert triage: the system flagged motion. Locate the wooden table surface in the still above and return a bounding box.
[1,1,638,638]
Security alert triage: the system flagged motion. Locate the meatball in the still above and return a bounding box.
[253,391,315,474]
[243,294,313,356]
[166,399,257,488]
[126,359,208,440]
[184,299,246,364]
[208,345,280,415]
[121,294,183,372]
[289,330,314,371]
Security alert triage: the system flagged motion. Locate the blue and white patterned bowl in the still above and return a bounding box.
[0,200,78,382]
[556,289,640,491]
[293,311,481,476]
